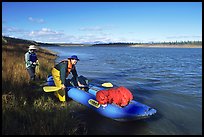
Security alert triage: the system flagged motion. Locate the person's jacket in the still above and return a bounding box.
[25,51,38,68]
[54,59,78,85]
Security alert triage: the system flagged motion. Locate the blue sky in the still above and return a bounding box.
[2,2,202,44]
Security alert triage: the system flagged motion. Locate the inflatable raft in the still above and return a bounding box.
[46,76,157,121]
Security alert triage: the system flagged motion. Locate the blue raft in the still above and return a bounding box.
[47,76,157,121]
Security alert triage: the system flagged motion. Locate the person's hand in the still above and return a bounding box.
[61,84,66,89]
[78,82,85,87]
[36,60,40,66]
[33,62,36,65]
[101,104,107,109]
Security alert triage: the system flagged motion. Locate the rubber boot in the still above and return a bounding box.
[54,91,59,98]
[58,89,66,102]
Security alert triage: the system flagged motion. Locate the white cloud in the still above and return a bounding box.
[72,34,119,44]
[26,28,79,43]
[2,26,144,43]
[2,26,28,38]
[28,17,44,23]
[29,28,64,37]
[3,26,25,33]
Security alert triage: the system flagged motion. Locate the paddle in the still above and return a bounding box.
[43,82,113,92]
[43,86,61,92]
[101,82,113,88]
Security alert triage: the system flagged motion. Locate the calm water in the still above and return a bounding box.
[42,46,202,135]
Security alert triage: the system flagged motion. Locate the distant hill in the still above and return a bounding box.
[2,36,86,47]
[2,36,38,45]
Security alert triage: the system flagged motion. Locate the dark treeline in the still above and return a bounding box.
[92,41,202,46]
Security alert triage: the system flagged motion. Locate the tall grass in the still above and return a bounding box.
[2,43,87,135]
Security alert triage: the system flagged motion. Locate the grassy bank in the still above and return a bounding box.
[2,40,88,135]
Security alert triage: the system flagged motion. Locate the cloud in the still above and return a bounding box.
[26,28,78,43]
[2,26,28,36]
[2,23,125,43]
[29,28,64,37]
[2,26,143,43]
[72,33,125,44]
[28,17,44,23]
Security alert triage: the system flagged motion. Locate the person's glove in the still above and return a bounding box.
[36,60,40,66]
[78,81,85,87]
[32,62,36,65]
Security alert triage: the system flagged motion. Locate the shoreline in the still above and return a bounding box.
[39,42,202,48]
[129,44,202,48]
[39,46,59,56]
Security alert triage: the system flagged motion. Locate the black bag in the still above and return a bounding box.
[66,75,89,87]
[78,75,89,86]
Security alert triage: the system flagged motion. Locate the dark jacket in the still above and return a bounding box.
[54,60,78,85]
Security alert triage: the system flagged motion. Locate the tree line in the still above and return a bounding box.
[92,41,202,46]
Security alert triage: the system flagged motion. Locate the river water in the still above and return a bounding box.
[42,46,202,135]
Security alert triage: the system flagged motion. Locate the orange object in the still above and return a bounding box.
[58,59,73,76]
[67,59,73,76]
[96,86,133,107]
[96,90,109,105]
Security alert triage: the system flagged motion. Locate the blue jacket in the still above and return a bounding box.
[25,51,38,68]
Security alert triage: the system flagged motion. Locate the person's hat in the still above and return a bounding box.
[28,45,37,50]
[68,55,80,61]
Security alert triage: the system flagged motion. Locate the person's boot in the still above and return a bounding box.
[58,89,66,102]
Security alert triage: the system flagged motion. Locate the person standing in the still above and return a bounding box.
[25,45,39,82]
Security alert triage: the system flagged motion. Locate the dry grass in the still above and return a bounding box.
[2,44,56,93]
[2,43,87,135]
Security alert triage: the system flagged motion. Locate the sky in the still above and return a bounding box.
[2,2,202,44]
